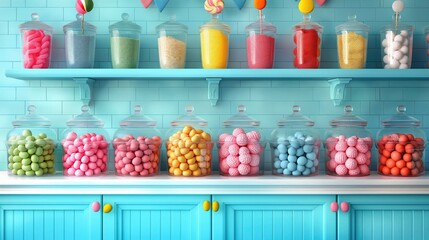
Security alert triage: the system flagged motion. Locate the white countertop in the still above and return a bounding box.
[0,171,428,195]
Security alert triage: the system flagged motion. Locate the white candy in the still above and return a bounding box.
[390,59,400,68]
[394,35,403,43]
[382,39,388,47]
[393,50,403,60]
[403,38,409,46]
[399,63,409,69]
[392,41,401,50]
[400,46,408,54]
[385,31,394,41]
[383,55,391,64]
[400,30,409,37]
[399,55,408,64]
[384,47,390,54]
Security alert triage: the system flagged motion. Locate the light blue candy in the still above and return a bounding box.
[297,156,307,166]
[305,136,315,144]
[298,138,305,146]
[274,160,281,169]
[305,160,314,168]
[303,168,311,176]
[283,169,292,175]
[292,170,301,176]
[274,149,280,157]
[306,152,316,160]
[296,148,304,156]
[277,137,287,144]
[279,153,288,161]
[280,161,288,169]
[287,147,296,155]
[290,140,300,149]
[297,165,306,172]
[277,144,287,154]
[275,157,280,161]
[287,162,297,171]
[276,168,283,174]
[288,155,297,162]
[311,167,316,173]
[294,132,304,138]
[303,144,313,153]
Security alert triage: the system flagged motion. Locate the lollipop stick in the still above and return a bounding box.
[81,14,85,34]
[395,12,398,33]
[259,10,262,34]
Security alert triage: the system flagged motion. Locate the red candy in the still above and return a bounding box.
[22,29,51,68]
[293,29,320,68]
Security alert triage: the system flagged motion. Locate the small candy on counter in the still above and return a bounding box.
[113,135,161,176]
[219,128,263,176]
[167,126,212,177]
[7,129,55,176]
[22,29,51,69]
[377,133,424,176]
[337,31,367,69]
[326,135,372,176]
[272,132,320,176]
[62,132,109,176]
[293,29,321,68]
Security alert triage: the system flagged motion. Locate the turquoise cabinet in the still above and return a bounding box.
[102,195,211,240]
[338,195,429,240]
[0,195,102,240]
[212,195,337,240]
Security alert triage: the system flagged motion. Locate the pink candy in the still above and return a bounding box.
[22,29,51,69]
[62,132,108,176]
[113,135,161,176]
[326,135,372,176]
[219,128,263,176]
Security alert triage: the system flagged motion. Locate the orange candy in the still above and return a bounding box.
[403,153,412,162]
[381,166,391,175]
[254,0,266,10]
[396,160,405,169]
[405,143,414,153]
[400,167,410,176]
[386,159,396,168]
[390,151,401,161]
[390,167,400,176]
[395,144,404,153]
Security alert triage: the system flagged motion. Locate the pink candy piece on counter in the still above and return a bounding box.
[113,135,161,176]
[219,128,263,176]
[62,132,109,176]
[22,29,51,69]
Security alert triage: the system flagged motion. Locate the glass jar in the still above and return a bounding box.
[218,105,264,176]
[270,105,320,176]
[381,15,414,69]
[156,18,188,68]
[166,106,213,177]
[63,14,96,68]
[336,15,369,69]
[18,13,53,69]
[245,14,276,69]
[324,105,373,176]
[200,16,231,69]
[109,13,141,68]
[292,15,323,69]
[425,25,429,68]
[6,105,56,176]
[376,106,425,177]
[61,105,109,176]
[112,105,162,177]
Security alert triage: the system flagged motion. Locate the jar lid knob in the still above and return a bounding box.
[27,105,36,114]
[121,13,129,21]
[185,105,194,114]
[81,104,90,113]
[134,104,142,114]
[344,105,353,113]
[292,105,301,113]
[31,13,39,21]
[348,15,357,21]
[397,105,406,113]
[237,104,246,113]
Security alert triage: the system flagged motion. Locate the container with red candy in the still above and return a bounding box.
[324,105,373,176]
[292,15,323,69]
[61,105,109,177]
[19,13,53,69]
[377,105,425,177]
[112,105,162,177]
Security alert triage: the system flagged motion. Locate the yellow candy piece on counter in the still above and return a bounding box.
[298,0,314,14]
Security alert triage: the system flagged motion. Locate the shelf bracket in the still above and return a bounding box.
[328,78,352,106]
[73,78,95,105]
[207,78,222,106]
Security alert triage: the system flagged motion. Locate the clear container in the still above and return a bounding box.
[166,106,213,177]
[156,18,188,68]
[381,14,414,69]
[218,105,264,176]
[6,105,57,176]
[292,15,323,69]
[245,14,276,69]
[336,15,369,69]
[63,14,96,68]
[109,13,141,68]
[425,25,429,68]
[112,105,162,177]
[61,105,109,176]
[19,13,53,69]
[270,105,320,176]
[200,16,231,69]
[324,105,373,176]
[376,105,425,177]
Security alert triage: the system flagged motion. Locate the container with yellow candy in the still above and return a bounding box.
[166,106,213,177]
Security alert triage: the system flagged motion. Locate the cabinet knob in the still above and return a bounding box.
[203,200,210,211]
[330,202,338,212]
[103,203,113,213]
[91,201,100,212]
[212,201,220,212]
[340,202,349,212]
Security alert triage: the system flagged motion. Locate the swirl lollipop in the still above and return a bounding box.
[204,0,224,15]
[75,0,94,33]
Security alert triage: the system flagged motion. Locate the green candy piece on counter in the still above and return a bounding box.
[22,158,31,165]
[17,169,25,176]
[35,169,44,176]
[25,170,35,176]
[22,129,32,137]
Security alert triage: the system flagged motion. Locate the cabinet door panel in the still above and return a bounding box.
[103,195,211,240]
[338,195,429,240]
[0,195,102,240]
[212,195,336,240]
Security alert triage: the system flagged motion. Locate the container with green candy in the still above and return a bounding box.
[6,105,57,176]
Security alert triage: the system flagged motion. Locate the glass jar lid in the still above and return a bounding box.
[19,13,53,32]
[66,105,104,127]
[120,105,156,127]
[199,16,231,33]
[330,105,367,127]
[12,105,51,127]
[109,13,142,33]
[381,14,414,32]
[382,105,421,127]
[292,14,323,33]
[245,15,277,33]
[223,105,260,127]
[336,15,369,33]
[171,105,208,127]
[277,105,314,127]
[63,14,96,33]
[156,17,188,33]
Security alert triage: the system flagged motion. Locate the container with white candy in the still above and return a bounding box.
[381,0,414,69]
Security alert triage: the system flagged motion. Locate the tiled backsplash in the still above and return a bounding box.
[1,0,429,171]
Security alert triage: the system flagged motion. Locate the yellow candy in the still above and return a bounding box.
[337,31,367,69]
[182,170,192,177]
[201,28,229,69]
[187,158,196,164]
[189,164,198,171]
[173,168,182,176]
[172,159,180,168]
[298,0,314,15]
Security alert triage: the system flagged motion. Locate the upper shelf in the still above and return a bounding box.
[5,69,429,106]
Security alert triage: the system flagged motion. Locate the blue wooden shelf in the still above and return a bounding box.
[5,69,429,106]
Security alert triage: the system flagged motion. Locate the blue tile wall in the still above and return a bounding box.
[1,0,429,172]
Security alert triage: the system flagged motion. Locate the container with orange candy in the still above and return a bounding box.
[376,106,425,177]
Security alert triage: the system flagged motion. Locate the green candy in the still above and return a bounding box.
[17,145,27,152]
[17,169,25,176]
[21,158,31,165]
[22,165,32,171]
[8,156,13,163]
[31,155,39,163]
[25,171,35,176]
[44,155,51,161]
[43,168,48,173]
[19,152,29,159]
[35,169,44,176]
[31,162,40,171]
[35,147,43,156]
[48,168,55,174]
[25,141,35,149]
[35,139,46,146]
[11,169,18,175]
[46,161,54,168]
[26,136,35,141]
[39,133,47,138]
[28,148,36,155]
[22,129,32,137]
[7,163,13,169]
[12,156,21,162]
[13,162,22,169]
[39,162,47,169]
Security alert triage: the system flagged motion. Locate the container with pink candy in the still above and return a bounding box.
[61,105,109,176]
[19,13,53,69]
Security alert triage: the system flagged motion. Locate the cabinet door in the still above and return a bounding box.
[212,195,336,240]
[338,195,429,240]
[0,195,102,240]
[103,195,211,240]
